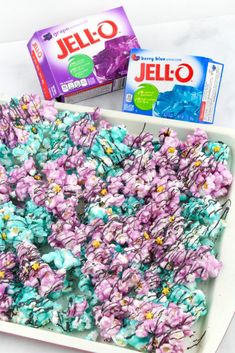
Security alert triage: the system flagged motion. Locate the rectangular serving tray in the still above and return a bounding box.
[0,99,234,353]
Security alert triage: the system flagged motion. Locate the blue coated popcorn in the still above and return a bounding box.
[25,201,52,244]
[114,320,150,350]
[182,197,221,225]
[169,285,207,318]
[90,126,131,174]
[55,110,84,130]
[42,249,80,270]
[0,143,14,170]
[12,286,62,327]
[184,218,226,250]
[204,141,230,163]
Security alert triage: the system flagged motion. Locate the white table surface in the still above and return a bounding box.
[0,1,234,352]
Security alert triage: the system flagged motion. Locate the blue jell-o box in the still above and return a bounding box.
[123,49,224,124]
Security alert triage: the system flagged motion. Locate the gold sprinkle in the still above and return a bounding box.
[213,145,221,153]
[55,119,62,125]
[162,287,171,296]
[92,240,101,248]
[34,174,42,180]
[105,147,113,154]
[155,237,163,245]
[156,185,165,193]
[15,124,24,129]
[88,126,96,132]
[166,263,173,270]
[144,311,154,320]
[188,295,194,303]
[1,232,7,240]
[203,182,208,190]
[143,231,150,240]
[31,262,40,271]
[100,188,108,196]
[0,271,5,279]
[120,299,128,306]
[153,338,159,346]
[53,184,62,193]
[194,160,202,167]
[12,228,19,235]
[2,214,10,221]
[106,208,112,215]
[169,216,175,223]
[168,147,176,154]
[21,104,28,110]
[31,127,38,134]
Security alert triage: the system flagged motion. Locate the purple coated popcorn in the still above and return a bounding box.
[0,283,12,320]
[17,242,65,296]
[0,252,17,283]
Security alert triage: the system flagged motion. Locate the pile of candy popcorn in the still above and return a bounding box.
[0,95,232,353]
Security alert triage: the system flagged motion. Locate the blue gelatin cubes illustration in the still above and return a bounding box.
[153,85,202,120]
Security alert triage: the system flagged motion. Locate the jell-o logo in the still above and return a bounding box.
[57,20,118,59]
[134,63,194,83]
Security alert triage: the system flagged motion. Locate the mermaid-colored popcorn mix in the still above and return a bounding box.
[0,94,233,353]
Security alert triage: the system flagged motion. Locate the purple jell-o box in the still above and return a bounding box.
[27,6,140,103]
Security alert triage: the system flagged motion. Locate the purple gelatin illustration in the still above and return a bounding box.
[93,35,139,81]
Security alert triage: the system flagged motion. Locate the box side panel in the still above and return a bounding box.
[199,60,224,124]
[63,82,113,103]
[27,34,60,99]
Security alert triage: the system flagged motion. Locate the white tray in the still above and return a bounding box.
[0,100,235,353]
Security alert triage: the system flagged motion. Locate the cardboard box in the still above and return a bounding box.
[123,49,224,123]
[28,7,140,103]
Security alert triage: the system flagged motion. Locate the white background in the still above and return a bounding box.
[0,0,234,43]
[0,1,234,353]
